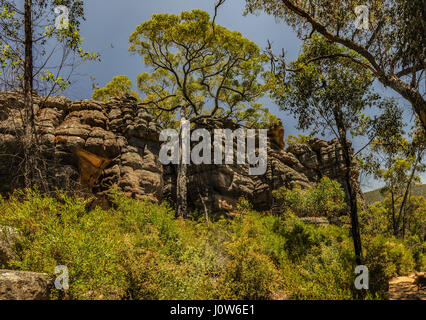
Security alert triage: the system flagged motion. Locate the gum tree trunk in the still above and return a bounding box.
[176,112,188,218]
[333,108,363,266]
[23,0,35,186]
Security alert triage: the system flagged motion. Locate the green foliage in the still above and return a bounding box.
[0,189,126,299]
[92,75,140,102]
[272,33,378,136]
[244,0,425,91]
[359,201,389,237]
[395,0,426,69]
[360,195,425,242]
[361,111,426,238]
[273,176,346,218]
[235,196,253,213]
[365,235,415,294]
[128,9,277,127]
[0,0,99,92]
[363,184,426,205]
[218,215,284,299]
[285,134,312,146]
[263,214,356,299]
[0,188,419,300]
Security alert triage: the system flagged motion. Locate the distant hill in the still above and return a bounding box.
[363,184,426,205]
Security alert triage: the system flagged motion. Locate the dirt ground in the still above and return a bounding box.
[388,273,426,300]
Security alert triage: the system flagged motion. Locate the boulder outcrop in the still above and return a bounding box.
[0,92,163,202]
[0,91,360,215]
[164,119,359,215]
[0,270,52,300]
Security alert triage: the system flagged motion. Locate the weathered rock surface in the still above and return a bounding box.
[0,92,163,202]
[0,270,52,300]
[0,91,360,217]
[300,217,330,226]
[164,119,360,216]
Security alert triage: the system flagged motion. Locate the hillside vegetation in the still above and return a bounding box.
[364,184,426,205]
[0,181,423,300]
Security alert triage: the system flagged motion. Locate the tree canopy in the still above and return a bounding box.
[128,9,277,127]
[92,75,139,102]
[274,34,379,136]
[245,0,426,130]
[0,0,98,94]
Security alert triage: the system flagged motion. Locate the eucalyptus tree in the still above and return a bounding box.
[245,0,426,130]
[0,0,98,187]
[92,75,139,102]
[128,9,277,217]
[362,104,426,237]
[273,34,382,265]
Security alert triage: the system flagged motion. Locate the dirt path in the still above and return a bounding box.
[388,273,425,300]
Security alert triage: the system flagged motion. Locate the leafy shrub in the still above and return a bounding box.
[273,177,346,218]
[0,189,127,299]
[365,235,415,294]
[267,215,356,299]
[285,134,312,146]
[217,215,284,299]
[0,188,418,300]
[404,235,426,271]
[359,202,390,237]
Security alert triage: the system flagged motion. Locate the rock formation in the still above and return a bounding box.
[0,92,163,203]
[0,270,52,300]
[164,118,359,215]
[0,91,360,215]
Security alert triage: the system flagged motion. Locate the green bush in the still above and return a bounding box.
[404,235,426,271]
[217,215,284,299]
[365,235,415,294]
[265,215,356,299]
[0,188,418,300]
[273,177,346,218]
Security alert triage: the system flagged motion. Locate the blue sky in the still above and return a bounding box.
[60,0,424,191]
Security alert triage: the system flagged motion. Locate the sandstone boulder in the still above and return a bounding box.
[0,270,52,300]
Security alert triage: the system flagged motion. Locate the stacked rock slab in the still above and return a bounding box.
[164,119,360,215]
[0,92,163,202]
[0,91,360,215]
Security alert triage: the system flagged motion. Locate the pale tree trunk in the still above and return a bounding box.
[176,162,188,218]
[176,110,188,218]
[23,0,35,186]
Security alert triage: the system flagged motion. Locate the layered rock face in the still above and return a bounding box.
[0,91,358,214]
[164,119,358,214]
[0,92,163,202]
